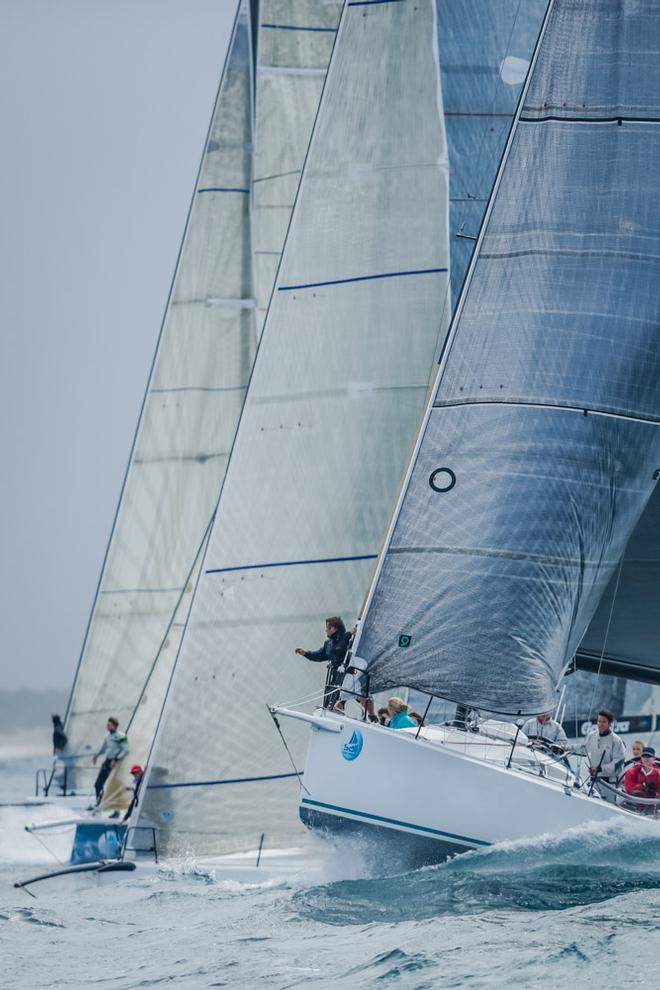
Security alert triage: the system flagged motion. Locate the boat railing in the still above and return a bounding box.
[122,825,158,863]
[592,778,660,815]
[35,761,97,798]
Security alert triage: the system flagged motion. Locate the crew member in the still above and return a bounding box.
[123,765,144,822]
[295,616,351,708]
[584,709,625,802]
[522,711,568,751]
[624,746,660,811]
[92,717,129,806]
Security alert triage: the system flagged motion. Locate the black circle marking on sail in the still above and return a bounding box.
[429,468,456,493]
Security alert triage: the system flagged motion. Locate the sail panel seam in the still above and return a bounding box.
[390,545,622,568]
[520,113,660,125]
[279,267,448,291]
[432,397,660,427]
[197,186,250,194]
[261,23,337,33]
[205,553,378,575]
[148,771,299,790]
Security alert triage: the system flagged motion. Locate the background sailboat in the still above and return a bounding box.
[58,0,256,808]
[136,0,451,859]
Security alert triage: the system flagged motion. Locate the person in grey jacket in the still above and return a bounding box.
[92,717,129,805]
[583,709,626,801]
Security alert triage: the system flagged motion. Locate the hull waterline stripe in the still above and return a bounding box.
[205,553,377,575]
[148,771,299,791]
[278,267,447,292]
[301,798,491,847]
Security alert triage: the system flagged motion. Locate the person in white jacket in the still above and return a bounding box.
[522,711,568,751]
[583,709,626,801]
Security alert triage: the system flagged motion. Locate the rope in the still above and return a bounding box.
[27,830,65,867]
[266,707,310,797]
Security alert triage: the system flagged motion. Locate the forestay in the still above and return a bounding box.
[64,2,256,790]
[252,1,343,337]
[358,0,660,715]
[139,0,450,856]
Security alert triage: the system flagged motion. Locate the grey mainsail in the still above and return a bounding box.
[358,0,660,715]
[438,0,546,301]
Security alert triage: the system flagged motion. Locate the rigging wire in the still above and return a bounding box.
[266,707,310,797]
[585,554,625,725]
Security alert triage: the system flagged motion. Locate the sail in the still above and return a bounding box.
[138,0,450,856]
[577,484,660,685]
[252,1,343,337]
[437,0,546,302]
[64,2,256,790]
[358,0,660,716]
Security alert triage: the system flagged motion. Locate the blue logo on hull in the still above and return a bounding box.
[342,729,364,761]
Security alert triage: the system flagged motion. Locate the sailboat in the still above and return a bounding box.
[274,0,660,864]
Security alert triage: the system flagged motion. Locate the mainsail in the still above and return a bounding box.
[138,0,451,856]
[64,2,256,791]
[358,0,660,715]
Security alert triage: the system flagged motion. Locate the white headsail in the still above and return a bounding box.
[253,2,343,336]
[139,0,451,857]
[64,1,256,796]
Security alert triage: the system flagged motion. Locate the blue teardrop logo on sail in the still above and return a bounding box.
[342,729,363,761]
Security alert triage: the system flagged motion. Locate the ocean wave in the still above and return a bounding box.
[294,817,660,925]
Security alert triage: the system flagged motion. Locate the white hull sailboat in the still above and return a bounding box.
[274,709,649,868]
[276,0,660,861]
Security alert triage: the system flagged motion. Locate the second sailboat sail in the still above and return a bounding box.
[63,3,256,802]
[138,0,451,856]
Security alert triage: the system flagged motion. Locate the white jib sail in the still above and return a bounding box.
[63,1,256,803]
[139,0,451,857]
[252,1,343,338]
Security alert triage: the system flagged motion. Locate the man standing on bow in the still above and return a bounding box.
[295,616,352,708]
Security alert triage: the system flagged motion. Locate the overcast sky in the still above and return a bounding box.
[0,0,235,690]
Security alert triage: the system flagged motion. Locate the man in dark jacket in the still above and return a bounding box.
[52,714,68,753]
[295,616,352,708]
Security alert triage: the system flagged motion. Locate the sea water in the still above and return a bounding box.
[2,750,660,989]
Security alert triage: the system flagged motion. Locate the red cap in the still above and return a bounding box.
[130,764,143,775]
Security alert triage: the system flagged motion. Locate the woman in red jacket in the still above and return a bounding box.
[624,747,660,813]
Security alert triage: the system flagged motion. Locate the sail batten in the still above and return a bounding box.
[359,0,660,714]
